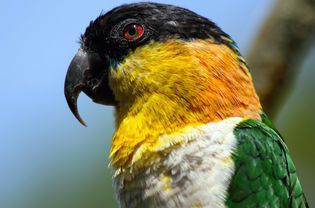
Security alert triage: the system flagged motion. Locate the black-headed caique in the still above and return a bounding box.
[64,3,308,208]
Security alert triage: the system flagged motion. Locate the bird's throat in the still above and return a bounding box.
[110,93,206,168]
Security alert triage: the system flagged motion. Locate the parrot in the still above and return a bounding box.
[64,2,308,208]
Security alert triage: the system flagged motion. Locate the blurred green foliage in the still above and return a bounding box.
[275,50,315,205]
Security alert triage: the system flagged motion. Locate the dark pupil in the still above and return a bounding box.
[128,25,137,36]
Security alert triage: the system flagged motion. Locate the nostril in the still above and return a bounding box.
[87,78,100,92]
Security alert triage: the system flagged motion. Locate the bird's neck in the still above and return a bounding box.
[110,91,260,169]
[109,40,262,169]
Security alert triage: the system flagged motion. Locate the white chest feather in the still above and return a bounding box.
[113,117,242,208]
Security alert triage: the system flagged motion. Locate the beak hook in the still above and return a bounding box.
[64,83,87,127]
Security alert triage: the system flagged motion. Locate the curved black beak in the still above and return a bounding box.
[64,49,115,126]
[64,49,89,126]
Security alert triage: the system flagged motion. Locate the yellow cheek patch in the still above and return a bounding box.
[109,39,261,168]
[110,40,198,103]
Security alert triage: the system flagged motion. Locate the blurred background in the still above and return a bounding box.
[0,0,314,207]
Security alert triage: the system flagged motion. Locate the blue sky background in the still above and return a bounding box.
[1,1,314,207]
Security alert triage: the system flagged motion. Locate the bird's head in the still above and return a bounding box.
[65,2,261,129]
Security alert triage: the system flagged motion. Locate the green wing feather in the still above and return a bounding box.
[226,116,308,208]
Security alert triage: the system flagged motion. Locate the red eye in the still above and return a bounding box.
[123,23,144,41]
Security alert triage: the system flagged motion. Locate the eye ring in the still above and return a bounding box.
[123,23,144,41]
